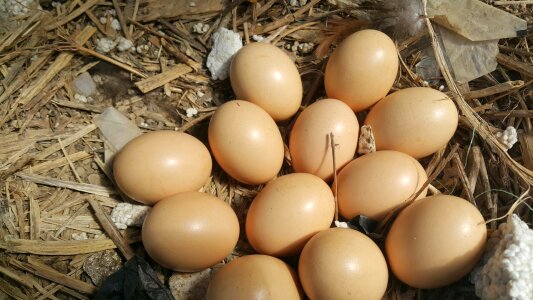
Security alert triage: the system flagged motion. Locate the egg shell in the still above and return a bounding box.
[230,42,303,121]
[364,87,459,158]
[208,100,284,185]
[385,195,487,289]
[324,29,398,112]
[245,173,335,257]
[206,254,302,300]
[142,192,239,272]
[336,150,428,221]
[299,228,388,300]
[289,99,359,181]
[113,131,211,205]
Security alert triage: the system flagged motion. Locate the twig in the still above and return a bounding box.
[45,0,101,31]
[36,124,97,160]
[330,133,339,222]
[452,153,475,205]
[16,172,116,197]
[463,80,524,100]
[179,111,215,132]
[58,138,83,183]
[111,0,131,40]
[134,64,193,93]
[88,198,135,260]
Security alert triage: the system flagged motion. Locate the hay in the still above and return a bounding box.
[0,0,531,299]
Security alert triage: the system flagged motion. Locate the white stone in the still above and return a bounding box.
[117,37,133,52]
[73,72,96,97]
[111,202,151,230]
[206,28,243,80]
[186,107,198,118]
[110,18,121,31]
[96,37,117,53]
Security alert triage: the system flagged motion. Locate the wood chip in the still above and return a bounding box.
[135,64,193,93]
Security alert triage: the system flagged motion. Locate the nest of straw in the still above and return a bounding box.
[0,0,531,299]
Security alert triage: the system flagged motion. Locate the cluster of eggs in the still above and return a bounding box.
[113,29,487,299]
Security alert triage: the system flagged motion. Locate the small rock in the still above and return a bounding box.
[73,72,96,97]
[117,37,133,52]
[87,173,103,185]
[169,268,212,300]
[83,250,122,286]
[192,22,210,34]
[206,28,243,80]
[71,232,88,240]
[96,38,117,53]
[110,18,121,31]
[186,107,198,118]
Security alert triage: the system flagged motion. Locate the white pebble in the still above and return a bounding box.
[252,35,264,42]
[439,85,445,91]
[99,17,107,24]
[192,22,209,34]
[117,37,133,52]
[110,18,121,31]
[96,37,117,53]
[206,27,243,80]
[186,107,198,118]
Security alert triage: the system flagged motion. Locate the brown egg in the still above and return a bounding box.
[113,131,211,205]
[364,87,459,158]
[386,195,487,289]
[142,192,239,272]
[246,173,335,257]
[230,43,302,121]
[324,29,398,112]
[289,99,359,181]
[206,254,302,300]
[299,228,388,300]
[337,150,428,221]
[208,100,284,185]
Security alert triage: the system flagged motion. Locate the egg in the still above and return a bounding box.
[336,150,428,221]
[246,173,335,257]
[364,87,459,158]
[230,43,302,121]
[299,228,388,300]
[113,131,211,205]
[324,29,398,112]
[206,254,302,300]
[386,195,487,289]
[208,100,284,185]
[289,99,359,181]
[142,192,239,272]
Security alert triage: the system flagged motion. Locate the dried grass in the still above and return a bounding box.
[0,0,531,299]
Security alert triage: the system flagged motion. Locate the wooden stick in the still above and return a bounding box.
[0,265,33,288]
[467,147,482,195]
[88,198,135,260]
[45,0,101,31]
[253,0,320,35]
[51,99,105,113]
[16,172,116,197]
[481,110,533,120]
[29,196,41,240]
[0,277,26,300]
[463,80,524,100]
[519,132,533,171]
[453,153,475,204]
[135,64,192,93]
[494,1,533,4]
[330,133,338,222]
[30,151,91,173]
[22,257,96,294]
[111,0,131,40]
[58,138,83,183]
[497,53,533,79]
[36,124,96,160]
[75,45,147,78]
[0,231,140,255]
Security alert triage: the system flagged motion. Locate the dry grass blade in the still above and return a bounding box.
[16,172,116,197]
